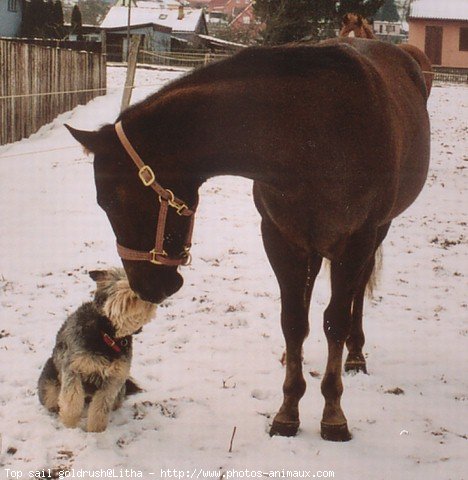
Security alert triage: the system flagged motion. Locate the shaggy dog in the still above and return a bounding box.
[38,269,156,432]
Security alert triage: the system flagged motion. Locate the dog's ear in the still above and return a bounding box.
[89,270,109,282]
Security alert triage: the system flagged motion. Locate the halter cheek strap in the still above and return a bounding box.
[114,121,196,267]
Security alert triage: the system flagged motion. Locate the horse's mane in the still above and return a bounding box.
[118,44,364,122]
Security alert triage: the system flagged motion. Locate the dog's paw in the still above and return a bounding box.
[60,414,80,429]
[86,422,108,433]
[87,415,109,433]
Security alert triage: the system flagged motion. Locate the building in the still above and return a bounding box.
[210,0,250,17]
[100,1,208,60]
[374,20,405,39]
[408,0,468,67]
[0,0,23,37]
[229,2,255,29]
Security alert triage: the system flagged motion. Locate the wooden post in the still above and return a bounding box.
[121,35,141,112]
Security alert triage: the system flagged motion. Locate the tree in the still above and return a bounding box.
[254,0,385,45]
[52,0,65,38]
[71,4,83,40]
[43,0,55,37]
[27,0,47,37]
[337,0,386,19]
[20,0,35,37]
[374,0,400,22]
[77,0,111,26]
[253,0,322,45]
[21,0,64,38]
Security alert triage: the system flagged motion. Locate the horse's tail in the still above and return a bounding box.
[366,245,383,298]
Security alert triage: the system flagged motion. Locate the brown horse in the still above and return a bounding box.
[67,38,430,442]
[340,13,375,39]
[339,13,433,95]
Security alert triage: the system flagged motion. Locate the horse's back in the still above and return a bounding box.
[316,38,430,221]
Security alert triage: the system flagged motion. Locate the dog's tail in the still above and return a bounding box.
[125,377,143,396]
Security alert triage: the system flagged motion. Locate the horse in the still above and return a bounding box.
[340,13,375,39]
[66,37,430,442]
[339,13,433,96]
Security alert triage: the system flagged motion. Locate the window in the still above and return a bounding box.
[8,0,17,12]
[460,28,468,51]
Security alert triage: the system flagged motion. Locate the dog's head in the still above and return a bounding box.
[89,269,157,337]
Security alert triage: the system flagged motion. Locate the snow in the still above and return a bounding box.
[409,0,468,21]
[101,5,204,33]
[0,66,467,480]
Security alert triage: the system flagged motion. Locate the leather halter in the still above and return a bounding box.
[114,121,196,267]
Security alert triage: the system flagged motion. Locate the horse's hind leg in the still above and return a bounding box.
[260,218,322,437]
[321,227,378,441]
[345,223,391,374]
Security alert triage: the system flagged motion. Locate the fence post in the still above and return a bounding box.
[121,35,141,112]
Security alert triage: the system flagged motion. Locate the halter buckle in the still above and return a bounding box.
[160,189,189,216]
[150,248,168,265]
[139,165,156,187]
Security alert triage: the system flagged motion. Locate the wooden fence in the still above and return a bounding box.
[0,39,106,146]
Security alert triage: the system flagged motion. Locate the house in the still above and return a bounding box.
[65,23,102,42]
[206,0,259,43]
[374,20,405,40]
[100,0,208,60]
[0,0,23,37]
[209,0,251,20]
[229,2,255,29]
[408,0,468,67]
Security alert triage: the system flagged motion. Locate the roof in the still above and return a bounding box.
[101,4,205,32]
[229,3,254,26]
[197,33,246,49]
[409,0,468,21]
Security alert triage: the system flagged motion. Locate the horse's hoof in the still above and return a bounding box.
[270,420,300,437]
[344,353,368,374]
[320,422,352,442]
[344,360,368,374]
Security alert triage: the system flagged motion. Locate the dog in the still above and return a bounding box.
[38,268,156,432]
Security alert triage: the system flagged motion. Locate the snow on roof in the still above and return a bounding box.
[100,5,204,32]
[197,34,246,48]
[409,0,468,21]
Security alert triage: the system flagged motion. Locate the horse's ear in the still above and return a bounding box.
[65,124,115,155]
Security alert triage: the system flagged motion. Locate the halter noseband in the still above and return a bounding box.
[114,121,196,267]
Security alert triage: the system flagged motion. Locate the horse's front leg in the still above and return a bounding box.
[260,218,322,437]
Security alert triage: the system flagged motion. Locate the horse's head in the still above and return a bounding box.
[339,13,363,37]
[66,123,197,304]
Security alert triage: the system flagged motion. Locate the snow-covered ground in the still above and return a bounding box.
[0,66,466,480]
